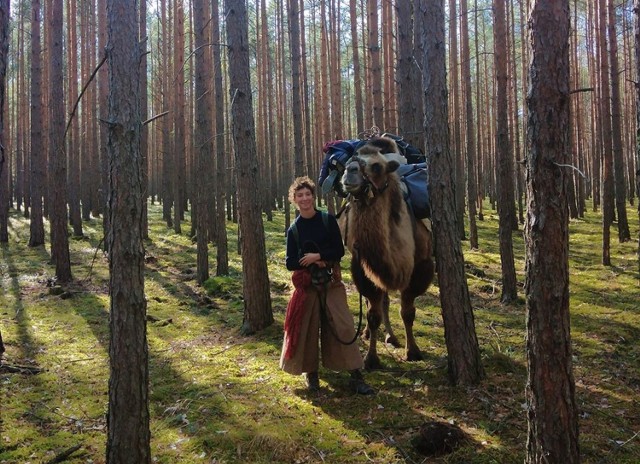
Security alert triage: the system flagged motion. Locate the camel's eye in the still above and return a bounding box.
[371,162,383,175]
[346,162,359,173]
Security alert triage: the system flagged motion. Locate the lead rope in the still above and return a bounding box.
[318,286,364,346]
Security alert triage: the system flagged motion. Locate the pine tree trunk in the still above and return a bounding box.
[421,0,484,386]
[225,0,273,334]
[0,0,7,245]
[367,0,383,128]
[607,0,631,242]
[67,0,83,238]
[48,0,72,282]
[597,0,614,265]
[29,0,45,247]
[140,0,148,239]
[212,0,229,275]
[349,0,364,133]
[287,0,304,176]
[525,1,579,462]
[172,0,184,234]
[396,0,420,146]
[105,1,150,461]
[193,0,212,284]
[493,0,517,303]
[460,0,479,249]
[635,0,640,272]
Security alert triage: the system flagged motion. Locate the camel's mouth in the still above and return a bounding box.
[341,179,364,192]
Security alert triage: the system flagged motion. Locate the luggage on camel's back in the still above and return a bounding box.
[318,132,431,220]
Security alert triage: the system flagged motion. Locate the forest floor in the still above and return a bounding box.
[1,201,639,464]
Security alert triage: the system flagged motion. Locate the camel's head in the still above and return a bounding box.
[341,138,402,196]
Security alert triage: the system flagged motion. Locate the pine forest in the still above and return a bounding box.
[0,1,639,463]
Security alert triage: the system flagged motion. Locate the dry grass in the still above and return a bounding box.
[1,201,639,463]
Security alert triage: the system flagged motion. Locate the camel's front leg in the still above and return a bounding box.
[400,292,423,361]
[381,292,401,348]
[363,292,400,347]
[363,291,386,369]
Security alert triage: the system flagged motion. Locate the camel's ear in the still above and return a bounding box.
[386,160,400,173]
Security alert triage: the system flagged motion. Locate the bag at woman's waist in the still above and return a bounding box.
[309,262,333,287]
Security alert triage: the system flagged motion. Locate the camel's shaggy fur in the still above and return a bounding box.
[339,137,434,369]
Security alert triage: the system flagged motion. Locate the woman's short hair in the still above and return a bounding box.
[288,176,316,204]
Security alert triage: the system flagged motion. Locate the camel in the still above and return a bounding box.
[338,137,434,369]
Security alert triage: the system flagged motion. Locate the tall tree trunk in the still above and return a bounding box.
[448,0,466,239]
[193,0,211,284]
[298,0,313,178]
[329,1,342,140]
[396,1,420,146]
[98,0,109,237]
[48,0,72,282]
[493,0,517,303]
[367,0,383,128]
[140,0,148,239]
[225,0,273,334]
[105,0,150,462]
[0,0,8,250]
[525,1,579,462]
[212,0,229,275]
[0,0,7,182]
[635,0,640,273]
[67,0,83,238]
[607,0,631,242]
[420,0,484,386]
[29,0,45,247]
[460,0,479,249]
[287,0,304,176]
[172,0,184,234]
[382,0,395,132]
[349,0,364,134]
[160,0,173,229]
[597,0,614,265]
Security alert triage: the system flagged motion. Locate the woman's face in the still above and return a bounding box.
[294,187,314,212]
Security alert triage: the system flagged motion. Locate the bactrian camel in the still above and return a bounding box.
[339,137,434,369]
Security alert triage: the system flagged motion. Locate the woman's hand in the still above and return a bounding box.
[299,253,323,268]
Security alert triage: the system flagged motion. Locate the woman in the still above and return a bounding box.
[280,176,374,395]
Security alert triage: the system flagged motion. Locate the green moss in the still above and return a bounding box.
[1,202,639,463]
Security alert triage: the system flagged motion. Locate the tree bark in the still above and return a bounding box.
[140,0,149,239]
[0,0,7,248]
[105,0,150,462]
[525,1,579,462]
[635,0,640,273]
[172,0,184,234]
[48,0,72,282]
[225,0,273,334]
[396,1,421,147]
[193,0,213,284]
[607,0,631,242]
[29,0,45,247]
[67,0,83,238]
[287,0,304,176]
[367,0,383,128]
[460,0,479,249]
[420,0,484,386]
[212,0,228,276]
[493,0,518,303]
[349,0,364,134]
[597,0,614,265]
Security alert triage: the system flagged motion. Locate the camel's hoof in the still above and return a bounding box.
[406,350,424,362]
[364,355,384,370]
[385,333,401,348]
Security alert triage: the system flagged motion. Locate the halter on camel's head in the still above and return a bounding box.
[341,136,406,199]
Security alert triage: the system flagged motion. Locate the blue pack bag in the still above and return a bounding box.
[397,163,430,219]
